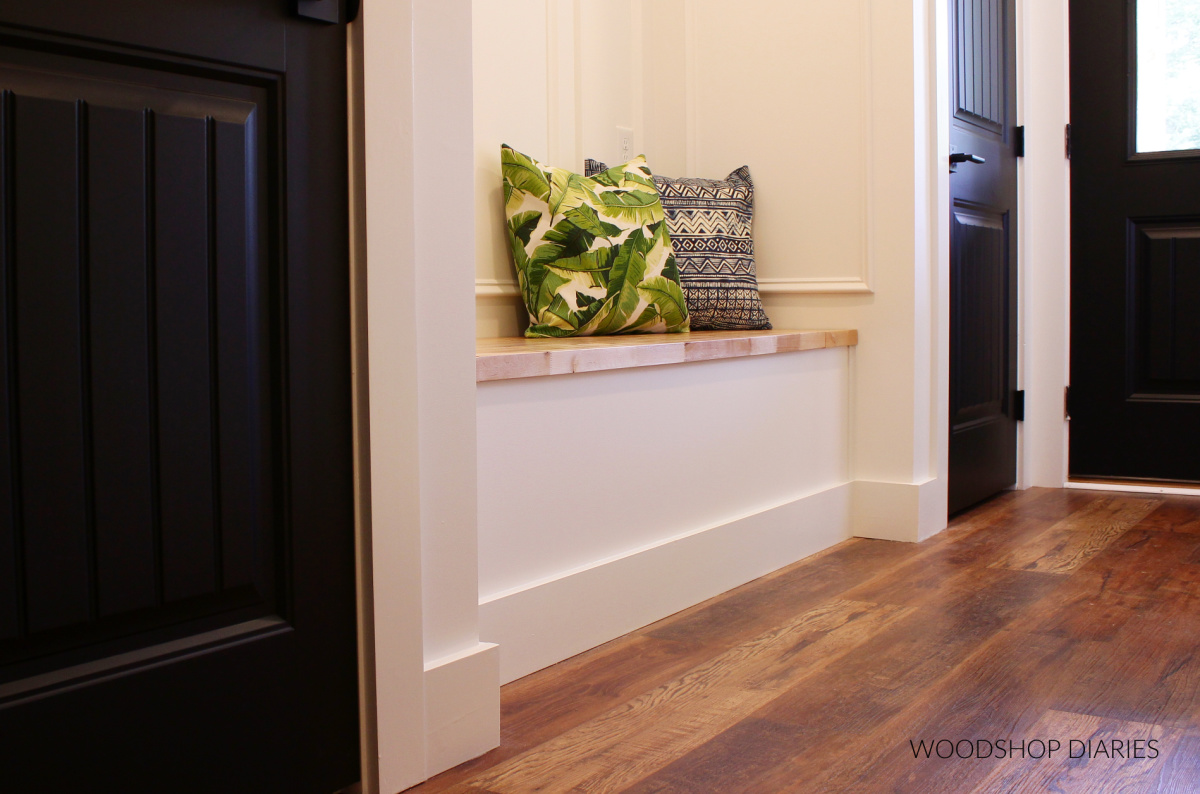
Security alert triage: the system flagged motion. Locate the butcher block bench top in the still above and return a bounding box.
[476,329,858,382]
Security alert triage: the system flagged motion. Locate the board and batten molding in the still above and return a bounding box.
[475,278,873,297]
[478,0,876,304]
[476,329,857,382]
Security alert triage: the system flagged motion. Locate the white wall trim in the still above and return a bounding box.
[545,0,581,168]
[480,483,853,685]
[859,0,877,295]
[852,478,946,542]
[683,1,699,176]
[423,642,500,779]
[358,1,427,790]
[477,276,875,298]
[758,277,874,294]
[1067,481,1200,497]
[475,278,521,297]
[1016,0,1071,488]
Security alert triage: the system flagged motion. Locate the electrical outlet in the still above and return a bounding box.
[616,126,635,162]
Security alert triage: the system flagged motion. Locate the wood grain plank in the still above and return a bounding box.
[468,600,911,793]
[1137,498,1200,535]
[989,496,1159,574]
[413,538,926,793]
[1050,589,1200,729]
[475,329,857,382]
[970,710,1170,794]
[626,568,1061,794]
[782,631,1082,793]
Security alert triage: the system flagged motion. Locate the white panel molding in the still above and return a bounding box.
[546,0,581,167]
[758,277,874,294]
[683,1,699,176]
[478,277,876,297]
[859,0,877,293]
[681,1,875,291]
[475,278,520,297]
[479,483,853,684]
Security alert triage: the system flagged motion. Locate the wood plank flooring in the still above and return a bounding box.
[407,488,1200,793]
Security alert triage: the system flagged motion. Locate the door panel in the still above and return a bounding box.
[0,48,275,673]
[1071,0,1200,483]
[0,3,356,791]
[949,0,1019,514]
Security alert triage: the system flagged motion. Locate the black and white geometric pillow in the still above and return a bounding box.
[585,160,771,330]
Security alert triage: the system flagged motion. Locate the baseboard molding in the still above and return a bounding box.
[852,477,947,542]
[1067,480,1200,497]
[423,642,500,778]
[479,483,852,685]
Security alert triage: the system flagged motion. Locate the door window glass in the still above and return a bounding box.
[1137,0,1200,153]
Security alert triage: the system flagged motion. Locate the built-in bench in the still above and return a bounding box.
[476,329,858,382]
[474,328,859,684]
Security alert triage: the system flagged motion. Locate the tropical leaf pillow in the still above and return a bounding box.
[585,160,771,331]
[502,144,689,337]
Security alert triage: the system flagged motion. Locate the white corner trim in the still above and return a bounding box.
[852,478,947,542]
[423,642,500,779]
[479,483,853,684]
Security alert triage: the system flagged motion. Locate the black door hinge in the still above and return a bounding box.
[1015,126,1025,157]
[1064,385,1072,420]
[1013,389,1026,421]
[1065,123,1072,159]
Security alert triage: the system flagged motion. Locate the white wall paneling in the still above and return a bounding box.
[475,0,883,333]
[476,349,853,683]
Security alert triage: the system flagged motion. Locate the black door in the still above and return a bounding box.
[0,2,358,791]
[948,0,1020,514]
[1070,0,1200,484]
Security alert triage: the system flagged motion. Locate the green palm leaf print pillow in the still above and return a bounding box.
[501,144,689,337]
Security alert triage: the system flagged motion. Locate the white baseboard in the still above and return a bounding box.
[423,642,500,778]
[852,478,947,542]
[479,483,853,685]
[1067,480,1200,497]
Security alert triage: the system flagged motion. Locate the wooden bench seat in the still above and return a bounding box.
[476,329,858,382]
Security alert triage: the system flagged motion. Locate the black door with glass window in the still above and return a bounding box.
[948,0,1020,514]
[1070,0,1200,483]
[0,1,359,791]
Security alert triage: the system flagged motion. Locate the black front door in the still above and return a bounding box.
[948,0,1020,514]
[0,2,358,791]
[1070,0,1200,484]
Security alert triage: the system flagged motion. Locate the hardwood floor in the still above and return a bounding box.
[408,488,1200,793]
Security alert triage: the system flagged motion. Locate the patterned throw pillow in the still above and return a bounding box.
[502,145,689,337]
[585,160,771,330]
